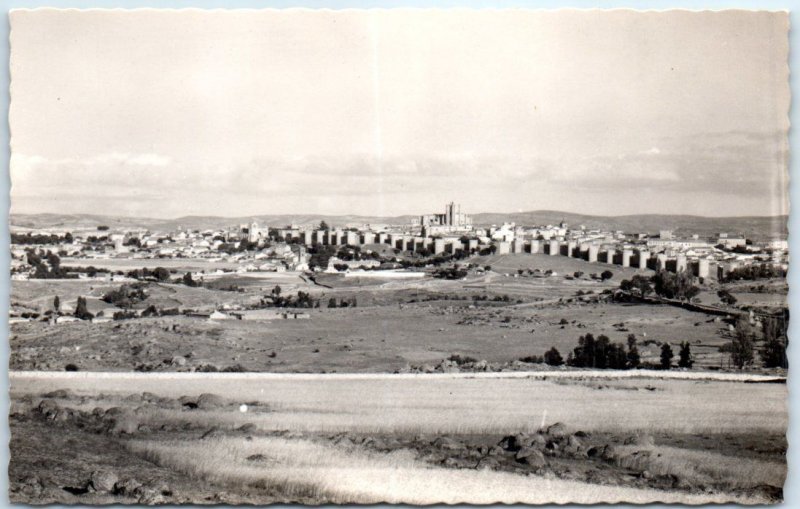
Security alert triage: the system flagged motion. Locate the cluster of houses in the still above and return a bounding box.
[10,201,789,281]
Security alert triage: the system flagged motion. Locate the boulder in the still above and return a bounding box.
[37,399,61,420]
[238,423,258,433]
[196,393,227,410]
[545,422,569,439]
[113,478,143,497]
[106,409,139,435]
[170,356,187,367]
[42,389,75,399]
[201,427,225,440]
[517,449,547,468]
[90,470,118,493]
[498,435,521,451]
[433,436,464,450]
[134,486,166,505]
[600,444,619,462]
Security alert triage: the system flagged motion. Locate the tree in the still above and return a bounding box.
[53,295,60,314]
[678,341,694,368]
[328,297,338,308]
[182,272,199,287]
[543,347,564,366]
[600,270,614,281]
[731,321,755,369]
[319,220,330,231]
[660,343,674,370]
[762,316,788,369]
[74,296,94,320]
[620,275,653,297]
[153,267,171,281]
[272,285,282,297]
[626,334,641,369]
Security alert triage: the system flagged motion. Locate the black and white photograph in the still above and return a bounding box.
[7,8,790,505]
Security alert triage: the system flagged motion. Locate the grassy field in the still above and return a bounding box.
[9,372,786,504]
[11,372,786,435]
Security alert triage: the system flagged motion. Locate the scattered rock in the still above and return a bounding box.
[545,422,569,439]
[113,478,143,497]
[89,470,118,493]
[433,436,464,450]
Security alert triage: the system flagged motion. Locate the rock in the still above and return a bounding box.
[545,422,569,439]
[476,456,500,470]
[106,409,139,435]
[433,436,464,450]
[135,486,166,505]
[42,389,74,399]
[170,356,187,367]
[201,427,225,440]
[518,449,547,468]
[600,444,619,462]
[37,399,61,420]
[488,445,506,456]
[113,478,143,497]
[90,470,118,493]
[196,393,227,410]
[498,435,521,451]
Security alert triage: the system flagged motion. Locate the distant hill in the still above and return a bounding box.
[10,211,788,241]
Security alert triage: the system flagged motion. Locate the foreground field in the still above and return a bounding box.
[10,372,786,504]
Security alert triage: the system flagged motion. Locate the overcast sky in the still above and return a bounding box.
[10,9,789,218]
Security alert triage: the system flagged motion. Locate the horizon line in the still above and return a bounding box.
[9,209,790,222]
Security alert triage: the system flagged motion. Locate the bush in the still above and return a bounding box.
[64,363,79,371]
[448,354,478,365]
[543,347,564,366]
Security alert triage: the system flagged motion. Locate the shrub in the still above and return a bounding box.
[543,347,564,366]
[64,363,79,371]
[448,354,478,365]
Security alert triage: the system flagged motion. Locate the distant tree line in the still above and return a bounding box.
[724,263,786,282]
[12,232,73,245]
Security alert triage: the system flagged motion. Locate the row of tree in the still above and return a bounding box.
[619,270,699,302]
[526,334,694,370]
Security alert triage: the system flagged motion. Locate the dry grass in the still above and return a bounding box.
[127,436,769,505]
[616,444,787,490]
[13,374,786,436]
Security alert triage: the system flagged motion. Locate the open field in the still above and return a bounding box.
[10,301,748,372]
[11,251,785,373]
[9,372,786,504]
